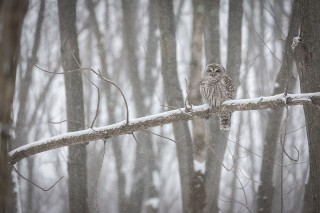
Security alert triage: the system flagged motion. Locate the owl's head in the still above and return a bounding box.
[203,64,225,78]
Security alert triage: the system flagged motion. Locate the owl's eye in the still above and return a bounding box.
[215,68,221,73]
[206,68,213,73]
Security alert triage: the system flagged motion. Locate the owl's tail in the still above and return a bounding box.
[219,113,231,130]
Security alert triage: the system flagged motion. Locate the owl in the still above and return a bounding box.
[200,64,235,130]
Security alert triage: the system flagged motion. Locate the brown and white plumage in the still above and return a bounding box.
[200,64,235,130]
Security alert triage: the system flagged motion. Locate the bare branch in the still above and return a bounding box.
[12,166,63,191]
[8,92,320,165]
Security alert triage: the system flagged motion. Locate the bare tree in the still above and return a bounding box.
[256,0,300,212]
[58,0,88,212]
[157,0,195,212]
[121,0,157,212]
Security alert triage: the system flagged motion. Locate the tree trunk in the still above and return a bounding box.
[0,1,28,212]
[58,0,88,212]
[204,0,243,212]
[226,0,243,88]
[256,1,300,212]
[189,0,206,164]
[121,0,157,212]
[202,1,221,212]
[293,0,320,212]
[157,0,195,212]
[13,2,45,211]
[203,0,220,63]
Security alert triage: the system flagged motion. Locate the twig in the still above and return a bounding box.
[12,166,63,191]
[131,133,138,144]
[141,130,176,143]
[184,79,202,110]
[34,63,63,74]
[280,107,299,162]
[207,143,233,171]
[34,64,130,124]
[81,73,101,128]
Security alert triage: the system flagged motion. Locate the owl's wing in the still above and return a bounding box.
[225,75,235,99]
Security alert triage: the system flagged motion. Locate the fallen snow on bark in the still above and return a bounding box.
[8,92,320,165]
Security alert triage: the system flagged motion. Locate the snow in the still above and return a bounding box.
[194,160,206,173]
[152,170,161,191]
[9,92,320,162]
[144,197,159,209]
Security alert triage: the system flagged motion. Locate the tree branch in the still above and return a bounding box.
[8,92,320,165]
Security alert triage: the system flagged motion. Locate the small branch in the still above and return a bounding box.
[12,166,63,191]
[8,92,320,165]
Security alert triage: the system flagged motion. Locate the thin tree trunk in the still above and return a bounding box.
[13,2,45,211]
[256,1,300,212]
[144,0,159,103]
[202,1,222,212]
[190,0,206,164]
[85,0,127,211]
[157,0,195,212]
[226,0,243,88]
[293,0,320,212]
[58,0,88,212]
[203,0,220,63]
[14,0,45,150]
[0,1,28,212]
[204,0,243,212]
[121,1,156,212]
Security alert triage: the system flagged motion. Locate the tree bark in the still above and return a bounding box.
[58,0,88,212]
[157,1,195,212]
[203,0,220,64]
[189,0,206,164]
[0,1,28,212]
[202,1,222,211]
[293,0,320,212]
[226,0,243,88]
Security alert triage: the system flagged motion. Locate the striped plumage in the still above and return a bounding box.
[200,64,235,130]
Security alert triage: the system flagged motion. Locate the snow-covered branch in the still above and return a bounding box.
[9,92,320,165]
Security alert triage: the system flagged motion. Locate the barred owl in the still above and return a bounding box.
[200,64,235,130]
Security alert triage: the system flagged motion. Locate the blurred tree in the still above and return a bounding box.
[157,0,195,212]
[257,0,300,212]
[203,0,220,63]
[226,0,243,88]
[189,1,207,211]
[0,0,29,212]
[189,0,206,163]
[203,0,224,209]
[58,0,88,212]
[121,0,157,212]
